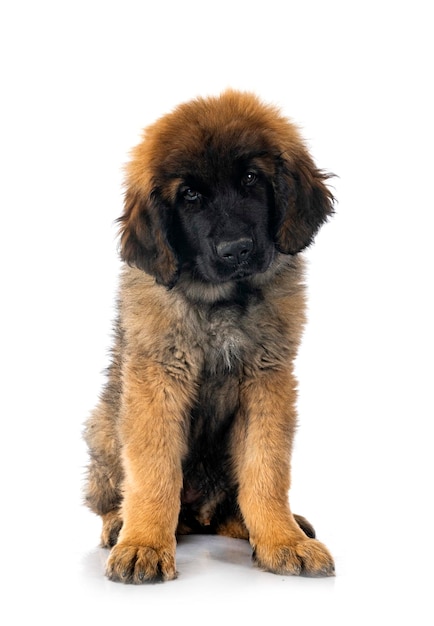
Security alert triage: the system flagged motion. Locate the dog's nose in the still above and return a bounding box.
[216,238,254,264]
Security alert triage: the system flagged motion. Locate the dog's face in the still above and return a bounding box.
[171,149,277,284]
[119,90,334,288]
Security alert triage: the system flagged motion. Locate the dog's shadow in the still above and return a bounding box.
[80,535,336,585]
[177,534,253,569]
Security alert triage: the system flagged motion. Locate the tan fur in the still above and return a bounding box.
[84,90,335,582]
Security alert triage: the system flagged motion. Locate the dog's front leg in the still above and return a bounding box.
[105,359,190,583]
[237,369,335,577]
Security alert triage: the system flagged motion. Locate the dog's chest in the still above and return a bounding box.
[197,302,255,375]
[161,290,286,383]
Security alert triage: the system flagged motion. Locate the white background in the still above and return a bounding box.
[1,0,433,623]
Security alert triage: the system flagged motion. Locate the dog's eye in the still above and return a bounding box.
[242,171,257,186]
[182,188,201,202]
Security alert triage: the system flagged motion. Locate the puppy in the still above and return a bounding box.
[84,90,335,582]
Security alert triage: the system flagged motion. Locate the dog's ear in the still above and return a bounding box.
[118,187,179,288]
[273,150,335,255]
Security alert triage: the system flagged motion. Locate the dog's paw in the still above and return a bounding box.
[253,538,335,577]
[100,511,123,548]
[106,543,177,583]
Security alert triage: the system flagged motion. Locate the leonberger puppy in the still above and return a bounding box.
[84,89,335,583]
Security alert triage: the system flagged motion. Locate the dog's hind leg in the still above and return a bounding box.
[83,323,124,547]
[216,516,250,540]
[101,510,123,548]
[293,514,316,539]
[84,395,124,547]
[215,512,314,540]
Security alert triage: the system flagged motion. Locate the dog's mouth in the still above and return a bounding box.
[195,256,273,284]
[182,241,276,285]
[217,243,276,283]
[229,266,254,280]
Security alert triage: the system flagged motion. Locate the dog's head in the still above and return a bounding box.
[118,90,334,288]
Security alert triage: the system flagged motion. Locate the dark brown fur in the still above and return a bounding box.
[84,90,335,582]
